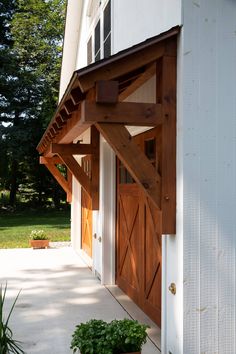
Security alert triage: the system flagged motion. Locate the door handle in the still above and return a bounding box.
[93,233,97,239]
[98,236,102,243]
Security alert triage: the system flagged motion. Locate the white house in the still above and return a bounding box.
[37,1,236,353]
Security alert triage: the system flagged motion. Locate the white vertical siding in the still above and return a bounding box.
[182,1,236,353]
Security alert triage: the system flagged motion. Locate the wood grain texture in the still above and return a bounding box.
[81,101,162,126]
[96,123,161,209]
[50,143,93,156]
[90,126,100,210]
[58,155,92,199]
[158,54,177,234]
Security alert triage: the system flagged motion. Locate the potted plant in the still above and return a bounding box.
[29,230,49,249]
[71,318,149,354]
[71,319,112,354]
[0,283,25,354]
[108,319,149,354]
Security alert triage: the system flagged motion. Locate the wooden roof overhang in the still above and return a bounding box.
[37,26,179,234]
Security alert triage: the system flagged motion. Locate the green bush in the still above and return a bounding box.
[71,318,149,354]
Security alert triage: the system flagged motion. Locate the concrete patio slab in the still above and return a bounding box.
[0,247,160,353]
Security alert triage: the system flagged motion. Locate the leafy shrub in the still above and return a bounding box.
[71,319,113,354]
[108,319,149,353]
[71,318,149,353]
[29,230,48,240]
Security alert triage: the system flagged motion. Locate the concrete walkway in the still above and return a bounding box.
[0,247,160,353]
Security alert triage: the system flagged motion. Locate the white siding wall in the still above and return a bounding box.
[59,0,83,99]
[181,1,236,353]
[113,0,182,52]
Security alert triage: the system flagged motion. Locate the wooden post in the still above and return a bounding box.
[157,54,177,234]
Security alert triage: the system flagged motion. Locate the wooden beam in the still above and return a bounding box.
[40,157,72,201]
[119,63,156,101]
[50,143,94,156]
[54,107,91,144]
[90,126,99,210]
[81,101,163,126]
[78,41,166,92]
[40,156,64,165]
[96,80,119,103]
[96,123,161,209]
[57,155,92,199]
[158,55,177,234]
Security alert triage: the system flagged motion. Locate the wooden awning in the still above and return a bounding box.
[38,26,179,234]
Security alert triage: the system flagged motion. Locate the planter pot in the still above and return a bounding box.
[29,239,49,249]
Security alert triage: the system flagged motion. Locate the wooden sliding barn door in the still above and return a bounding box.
[81,155,93,258]
[116,128,162,327]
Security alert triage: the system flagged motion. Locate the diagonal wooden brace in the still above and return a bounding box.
[40,156,72,203]
[96,123,161,210]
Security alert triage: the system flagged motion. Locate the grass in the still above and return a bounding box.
[0,209,70,248]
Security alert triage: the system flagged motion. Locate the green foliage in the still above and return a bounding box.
[0,209,70,248]
[108,319,149,353]
[0,283,25,354]
[71,320,113,354]
[29,229,48,240]
[71,319,149,354]
[0,0,66,206]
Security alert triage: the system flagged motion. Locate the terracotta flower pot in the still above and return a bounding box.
[29,239,49,249]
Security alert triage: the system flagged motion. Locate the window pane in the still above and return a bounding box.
[87,37,92,65]
[104,1,111,40]
[104,33,111,58]
[95,50,101,62]
[95,20,100,57]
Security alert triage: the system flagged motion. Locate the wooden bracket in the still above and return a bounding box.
[39,156,72,203]
[96,123,161,210]
[57,155,92,201]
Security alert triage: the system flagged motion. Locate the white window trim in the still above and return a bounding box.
[86,0,111,64]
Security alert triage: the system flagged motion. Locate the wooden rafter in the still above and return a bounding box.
[78,41,166,93]
[119,63,156,101]
[39,157,72,203]
[96,123,161,210]
[54,108,90,145]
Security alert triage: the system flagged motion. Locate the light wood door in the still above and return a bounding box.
[116,128,162,327]
[81,156,92,258]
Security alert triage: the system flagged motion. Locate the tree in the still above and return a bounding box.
[0,0,66,206]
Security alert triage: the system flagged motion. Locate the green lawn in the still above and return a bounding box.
[0,209,71,248]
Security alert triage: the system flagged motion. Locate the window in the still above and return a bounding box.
[87,0,111,64]
[103,1,111,58]
[94,20,101,62]
[87,37,92,65]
